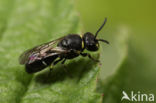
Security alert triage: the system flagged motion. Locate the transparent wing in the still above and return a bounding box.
[19,37,65,64]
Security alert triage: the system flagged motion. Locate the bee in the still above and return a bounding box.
[19,18,109,73]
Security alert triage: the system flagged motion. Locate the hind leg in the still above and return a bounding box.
[48,57,63,76]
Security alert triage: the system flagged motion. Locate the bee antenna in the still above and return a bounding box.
[97,39,109,44]
[95,18,107,39]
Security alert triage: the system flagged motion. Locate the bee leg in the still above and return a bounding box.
[41,60,53,75]
[61,59,73,78]
[48,64,53,76]
[61,58,66,64]
[54,58,63,65]
[61,59,67,73]
[80,53,100,62]
[48,58,63,76]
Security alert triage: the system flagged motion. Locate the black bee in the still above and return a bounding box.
[19,18,109,73]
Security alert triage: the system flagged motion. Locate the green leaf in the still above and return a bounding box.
[0,0,14,39]
[77,0,156,103]
[0,0,101,103]
[96,20,156,103]
[98,25,129,103]
[99,25,129,80]
[101,26,156,103]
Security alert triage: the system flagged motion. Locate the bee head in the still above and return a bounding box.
[83,18,109,51]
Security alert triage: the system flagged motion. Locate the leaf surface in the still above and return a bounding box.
[0,0,101,103]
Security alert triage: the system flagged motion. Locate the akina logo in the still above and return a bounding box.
[121,91,154,102]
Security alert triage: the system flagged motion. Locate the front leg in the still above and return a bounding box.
[80,53,99,62]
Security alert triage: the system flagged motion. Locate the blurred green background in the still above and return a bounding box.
[0,0,156,102]
[76,0,156,102]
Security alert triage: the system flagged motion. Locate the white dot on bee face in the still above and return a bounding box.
[96,43,99,47]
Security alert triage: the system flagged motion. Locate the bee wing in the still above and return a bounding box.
[43,47,69,58]
[19,37,65,64]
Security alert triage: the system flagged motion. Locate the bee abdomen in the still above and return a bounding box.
[25,55,58,73]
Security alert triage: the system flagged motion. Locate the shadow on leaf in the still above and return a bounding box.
[34,58,97,85]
